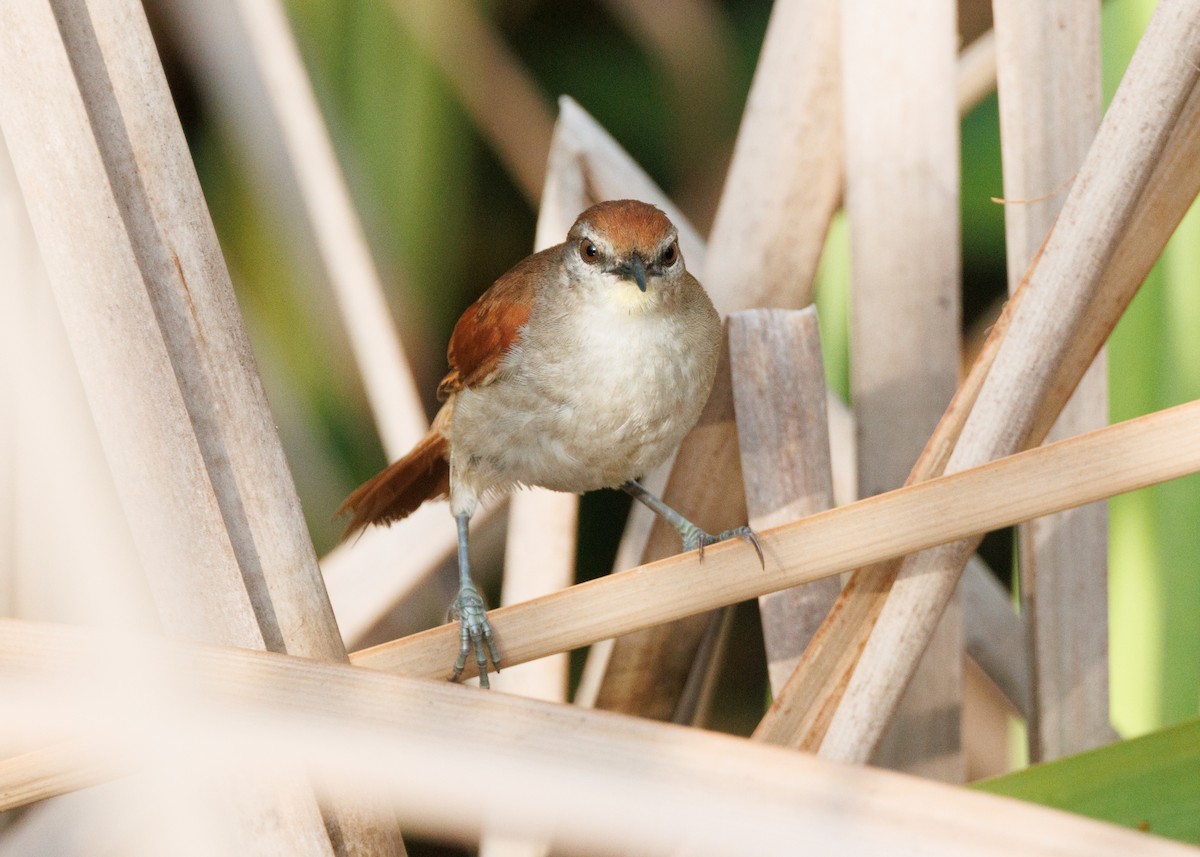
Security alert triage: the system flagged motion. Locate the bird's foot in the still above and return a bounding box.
[449,579,501,688]
[620,481,763,567]
[680,523,765,567]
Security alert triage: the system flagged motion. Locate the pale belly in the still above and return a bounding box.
[448,309,717,506]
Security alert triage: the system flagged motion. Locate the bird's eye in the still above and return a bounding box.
[661,241,679,266]
[579,239,600,264]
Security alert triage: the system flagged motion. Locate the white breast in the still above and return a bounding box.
[448,280,719,509]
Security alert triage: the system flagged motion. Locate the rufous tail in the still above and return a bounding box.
[337,427,450,537]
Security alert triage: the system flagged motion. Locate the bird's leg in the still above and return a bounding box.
[621,480,763,566]
[449,511,501,687]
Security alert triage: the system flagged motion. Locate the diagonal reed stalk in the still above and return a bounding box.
[0,618,1195,857]
[592,0,844,720]
[840,0,963,780]
[0,0,403,853]
[764,0,1200,762]
[353,397,1200,681]
[3,1,1199,853]
[589,0,1005,723]
[993,0,1112,761]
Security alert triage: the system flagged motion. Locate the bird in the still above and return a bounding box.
[339,199,760,687]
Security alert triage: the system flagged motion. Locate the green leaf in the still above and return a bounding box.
[973,718,1200,845]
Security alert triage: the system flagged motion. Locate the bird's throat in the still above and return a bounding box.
[606,282,660,314]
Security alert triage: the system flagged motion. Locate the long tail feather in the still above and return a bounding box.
[337,428,450,536]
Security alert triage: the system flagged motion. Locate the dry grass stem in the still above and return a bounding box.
[963,655,1018,779]
[960,555,1030,719]
[751,242,1025,750]
[354,397,1200,681]
[1,0,263,648]
[704,0,842,314]
[729,308,840,694]
[479,487,573,857]
[231,0,429,458]
[994,0,1112,761]
[155,0,469,661]
[583,4,988,719]
[957,30,997,116]
[1,131,154,630]
[593,0,845,718]
[0,2,404,852]
[0,743,114,814]
[155,0,461,663]
[1,620,1193,857]
[841,0,964,781]
[805,0,1200,765]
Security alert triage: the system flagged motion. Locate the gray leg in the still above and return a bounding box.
[621,480,763,567]
[449,511,501,687]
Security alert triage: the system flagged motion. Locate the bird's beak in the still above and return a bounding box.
[621,255,648,292]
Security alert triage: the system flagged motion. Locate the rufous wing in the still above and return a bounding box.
[436,245,554,399]
[339,245,556,535]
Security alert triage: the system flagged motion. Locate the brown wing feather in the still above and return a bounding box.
[338,249,557,536]
[436,245,557,400]
[337,418,451,534]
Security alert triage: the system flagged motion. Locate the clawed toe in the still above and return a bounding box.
[683,523,764,567]
[449,582,501,688]
[718,525,765,568]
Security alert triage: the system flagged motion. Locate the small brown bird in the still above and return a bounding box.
[339,200,759,687]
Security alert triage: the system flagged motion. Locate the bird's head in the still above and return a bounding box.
[564,200,685,310]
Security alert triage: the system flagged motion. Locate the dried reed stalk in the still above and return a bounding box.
[841,0,964,781]
[354,397,1200,680]
[589,0,1007,720]
[0,619,1192,857]
[960,555,1029,719]
[0,2,397,853]
[729,308,839,694]
[2,130,157,644]
[154,0,466,652]
[674,307,843,727]
[172,0,500,649]
[593,0,844,719]
[963,655,1016,780]
[0,1,259,645]
[703,0,843,315]
[767,0,1200,763]
[994,0,1112,761]
[957,30,997,116]
[0,743,112,814]
[0,142,15,624]
[480,486,572,857]
[230,0,428,457]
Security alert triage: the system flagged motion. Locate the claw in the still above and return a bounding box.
[449,579,501,687]
[681,522,764,568]
[719,525,765,568]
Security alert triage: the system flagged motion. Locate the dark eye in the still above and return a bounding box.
[661,241,679,266]
[579,239,600,264]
